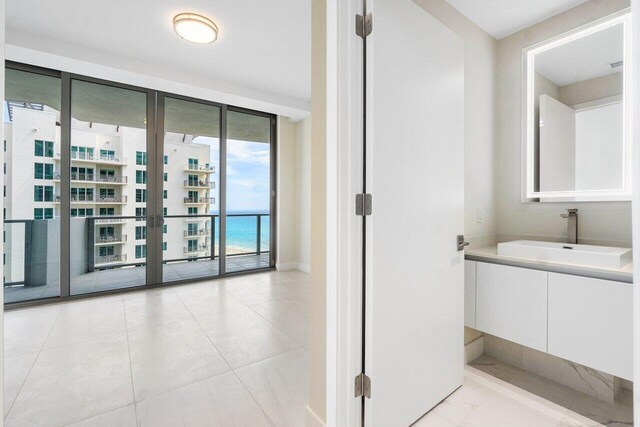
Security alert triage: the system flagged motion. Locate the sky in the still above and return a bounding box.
[194,136,271,214]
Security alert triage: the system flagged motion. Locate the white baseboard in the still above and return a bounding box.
[297,263,311,273]
[276,262,298,271]
[305,406,326,427]
[465,335,484,364]
[276,262,311,273]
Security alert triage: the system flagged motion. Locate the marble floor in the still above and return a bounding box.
[415,363,630,427]
[5,268,633,427]
[4,269,309,426]
[4,254,271,304]
[459,354,633,427]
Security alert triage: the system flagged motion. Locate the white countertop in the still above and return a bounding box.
[465,245,633,283]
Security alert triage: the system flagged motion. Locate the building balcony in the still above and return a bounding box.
[183,245,210,254]
[183,197,215,205]
[55,195,127,204]
[95,254,127,265]
[96,175,127,184]
[183,229,208,237]
[55,152,128,166]
[94,217,126,225]
[53,173,127,185]
[95,234,127,245]
[184,164,215,173]
[183,180,215,189]
[55,194,94,203]
[96,195,127,204]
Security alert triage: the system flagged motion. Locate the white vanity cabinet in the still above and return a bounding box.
[464,261,476,328]
[467,260,633,380]
[547,273,633,380]
[476,263,548,352]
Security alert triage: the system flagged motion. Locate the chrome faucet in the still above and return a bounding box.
[561,209,578,244]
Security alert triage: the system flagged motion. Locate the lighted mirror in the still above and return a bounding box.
[523,12,632,202]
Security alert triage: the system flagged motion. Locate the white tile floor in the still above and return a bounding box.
[4,269,631,427]
[4,270,310,427]
[415,366,619,427]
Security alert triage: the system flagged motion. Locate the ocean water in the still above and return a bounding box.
[218,212,270,252]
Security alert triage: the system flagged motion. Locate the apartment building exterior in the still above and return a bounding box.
[4,104,217,285]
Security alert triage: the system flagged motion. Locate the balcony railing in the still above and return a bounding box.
[183,197,215,204]
[94,217,126,224]
[183,229,208,237]
[57,152,128,164]
[96,195,127,203]
[60,194,95,203]
[184,244,210,254]
[3,213,271,291]
[53,173,128,184]
[96,234,127,244]
[97,175,127,184]
[183,180,215,188]
[184,164,215,173]
[95,254,127,265]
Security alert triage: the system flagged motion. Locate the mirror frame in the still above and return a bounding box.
[521,10,633,202]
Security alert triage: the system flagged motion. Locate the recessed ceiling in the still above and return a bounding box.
[5,0,311,102]
[444,0,590,39]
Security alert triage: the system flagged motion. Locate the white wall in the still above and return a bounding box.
[413,0,498,250]
[296,117,311,272]
[276,116,311,272]
[496,0,632,247]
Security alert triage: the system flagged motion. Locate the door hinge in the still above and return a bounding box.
[355,193,372,216]
[355,373,371,398]
[356,13,373,38]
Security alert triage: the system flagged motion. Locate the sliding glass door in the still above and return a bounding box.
[160,96,221,283]
[68,79,151,295]
[225,109,275,273]
[3,67,62,303]
[4,62,276,305]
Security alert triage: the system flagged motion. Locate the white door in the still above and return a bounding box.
[539,94,576,191]
[365,0,465,425]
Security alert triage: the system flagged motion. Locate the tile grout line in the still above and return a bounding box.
[4,306,63,421]
[177,289,276,426]
[121,298,139,424]
[243,297,307,347]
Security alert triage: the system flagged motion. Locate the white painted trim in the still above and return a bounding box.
[326,0,363,426]
[5,32,310,121]
[276,262,299,271]
[306,405,327,427]
[464,336,485,364]
[631,0,639,424]
[298,263,311,274]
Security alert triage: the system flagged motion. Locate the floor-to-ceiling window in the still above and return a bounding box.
[4,63,276,305]
[3,67,62,303]
[225,110,275,273]
[161,96,221,282]
[69,79,149,295]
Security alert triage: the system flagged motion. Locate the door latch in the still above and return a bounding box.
[457,235,470,251]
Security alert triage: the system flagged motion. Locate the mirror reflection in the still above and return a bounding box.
[528,18,630,198]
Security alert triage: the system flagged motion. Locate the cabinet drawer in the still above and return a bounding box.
[548,273,633,380]
[476,263,547,351]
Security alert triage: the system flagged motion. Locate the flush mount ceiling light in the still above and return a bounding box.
[173,13,218,44]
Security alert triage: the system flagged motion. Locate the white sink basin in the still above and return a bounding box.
[497,240,632,269]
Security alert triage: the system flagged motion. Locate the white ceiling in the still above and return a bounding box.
[535,23,624,86]
[5,0,311,103]
[445,0,590,39]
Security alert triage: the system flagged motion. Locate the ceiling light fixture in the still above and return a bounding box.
[173,13,218,44]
